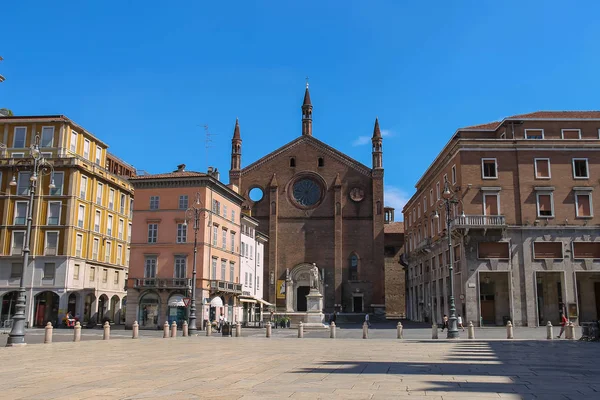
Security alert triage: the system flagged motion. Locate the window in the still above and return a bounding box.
[220,259,226,280]
[80,176,88,199]
[533,242,563,259]
[128,223,132,243]
[483,193,499,216]
[50,172,64,195]
[525,129,544,139]
[12,153,24,158]
[222,229,227,249]
[250,245,253,259]
[150,196,159,210]
[41,152,52,159]
[107,214,113,236]
[43,263,55,281]
[423,197,427,212]
[94,210,101,232]
[95,146,102,164]
[229,262,235,282]
[451,165,457,184]
[13,127,26,147]
[478,242,509,259]
[436,182,440,200]
[175,256,186,278]
[211,257,217,279]
[290,157,296,167]
[117,245,123,265]
[230,232,235,252]
[417,204,421,218]
[241,241,245,257]
[223,204,228,218]
[46,201,62,225]
[256,276,260,291]
[11,231,25,255]
[148,223,158,243]
[17,172,31,195]
[108,189,115,210]
[96,183,103,205]
[244,272,248,286]
[534,158,551,179]
[105,241,111,263]
[78,205,85,228]
[249,273,253,288]
[482,158,498,179]
[429,189,434,206]
[44,231,59,256]
[349,254,358,280]
[39,126,55,147]
[74,264,80,280]
[118,219,124,239]
[179,195,188,210]
[536,193,554,217]
[575,192,593,217]
[70,131,78,152]
[92,238,99,260]
[573,159,589,179]
[90,267,96,282]
[573,242,600,259]
[75,234,83,258]
[102,269,108,283]
[14,201,28,225]
[318,157,324,167]
[126,249,130,266]
[114,271,120,284]
[212,200,220,214]
[562,129,581,140]
[176,223,187,243]
[129,198,134,218]
[212,225,218,246]
[120,194,126,214]
[83,139,90,160]
[144,256,157,278]
[231,210,235,223]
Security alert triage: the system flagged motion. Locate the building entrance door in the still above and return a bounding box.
[353,296,363,313]
[297,286,309,312]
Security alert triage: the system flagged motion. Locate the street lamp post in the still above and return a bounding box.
[6,135,55,346]
[434,181,460,339]
[183,192,206,335]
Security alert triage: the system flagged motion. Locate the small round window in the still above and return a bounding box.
[249,187,264,202]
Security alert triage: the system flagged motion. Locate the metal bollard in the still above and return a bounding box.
[44,322,53,344]
[432,323,438,339]
[103,321,110,340]
[298,321,304,338]
[506,320,513,339]
[182,321,188,337]
[171,321,177,338]
[330,321,336,339]
[468,321,475,339]
[362,321,368,339]
[132,321,139,339]
[206,322,212,336]
[397,322,403,339]
[163,321,169,338]
[235,322,241,337]
[546,321,553,340]
[567,322,575,340]
[266,322,272,338]
[73,322,81,342]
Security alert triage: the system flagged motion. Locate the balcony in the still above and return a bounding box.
[210,280,242,295]
[451,215,506,229]
[133,278,191,289]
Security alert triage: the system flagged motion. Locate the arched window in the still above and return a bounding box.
[290,157,296,167]
[349,254,359,280]
[318,157,324,167]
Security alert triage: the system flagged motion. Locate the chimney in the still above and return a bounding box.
[175,164,186,172]
[207,166,214,174]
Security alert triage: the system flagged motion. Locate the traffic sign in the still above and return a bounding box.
[183,297,191,307]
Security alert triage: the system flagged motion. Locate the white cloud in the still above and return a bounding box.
[352,129,394,147]
[384,185,409,221]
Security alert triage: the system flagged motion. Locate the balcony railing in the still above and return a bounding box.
[133,278,192,289]
[210,280,243,294]
[451,215,506,228]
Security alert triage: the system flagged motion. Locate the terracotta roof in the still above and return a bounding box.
[461,121,501,130]
[129,170,207,180]
[507,111,600,119]
[384,222,404,234]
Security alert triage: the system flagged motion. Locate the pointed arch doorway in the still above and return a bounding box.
[288,263,321,312]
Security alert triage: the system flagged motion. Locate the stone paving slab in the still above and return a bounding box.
[0,336,598,399]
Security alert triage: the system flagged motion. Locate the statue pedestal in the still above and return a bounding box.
[303,289,326,328]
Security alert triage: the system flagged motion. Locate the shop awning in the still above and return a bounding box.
[256,298,274,307]
[239,298,257,304]
[168,295,185,307]
[210,297,224,307]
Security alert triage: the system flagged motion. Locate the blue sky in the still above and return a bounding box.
[1,1,599,220]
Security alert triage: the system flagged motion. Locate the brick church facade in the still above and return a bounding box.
[229,85,387,314]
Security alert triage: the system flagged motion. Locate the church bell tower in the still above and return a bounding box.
[301,83,313,136]
[229,118,242,188]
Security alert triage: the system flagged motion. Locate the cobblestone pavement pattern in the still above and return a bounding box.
[1,335,599,399]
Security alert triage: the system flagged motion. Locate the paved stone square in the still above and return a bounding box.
[0,335,598,399]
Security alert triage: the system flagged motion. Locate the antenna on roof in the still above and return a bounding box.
[202,124,217,170]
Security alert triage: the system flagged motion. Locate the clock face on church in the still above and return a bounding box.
[292,178,322,207]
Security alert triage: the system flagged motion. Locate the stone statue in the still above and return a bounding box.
[310,263,319,290]
[286,268,290,281]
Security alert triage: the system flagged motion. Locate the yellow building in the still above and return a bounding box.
[0,115,134,328]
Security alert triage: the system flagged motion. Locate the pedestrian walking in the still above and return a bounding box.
[218,313,224,333]
[365,313,370,327]
[557,312,568,338]
[442,315,449,331]
[457,315,464,331]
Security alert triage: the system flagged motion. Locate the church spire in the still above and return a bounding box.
[372,117,383,169]
[229,118,242,186]
[301,81,313,136]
